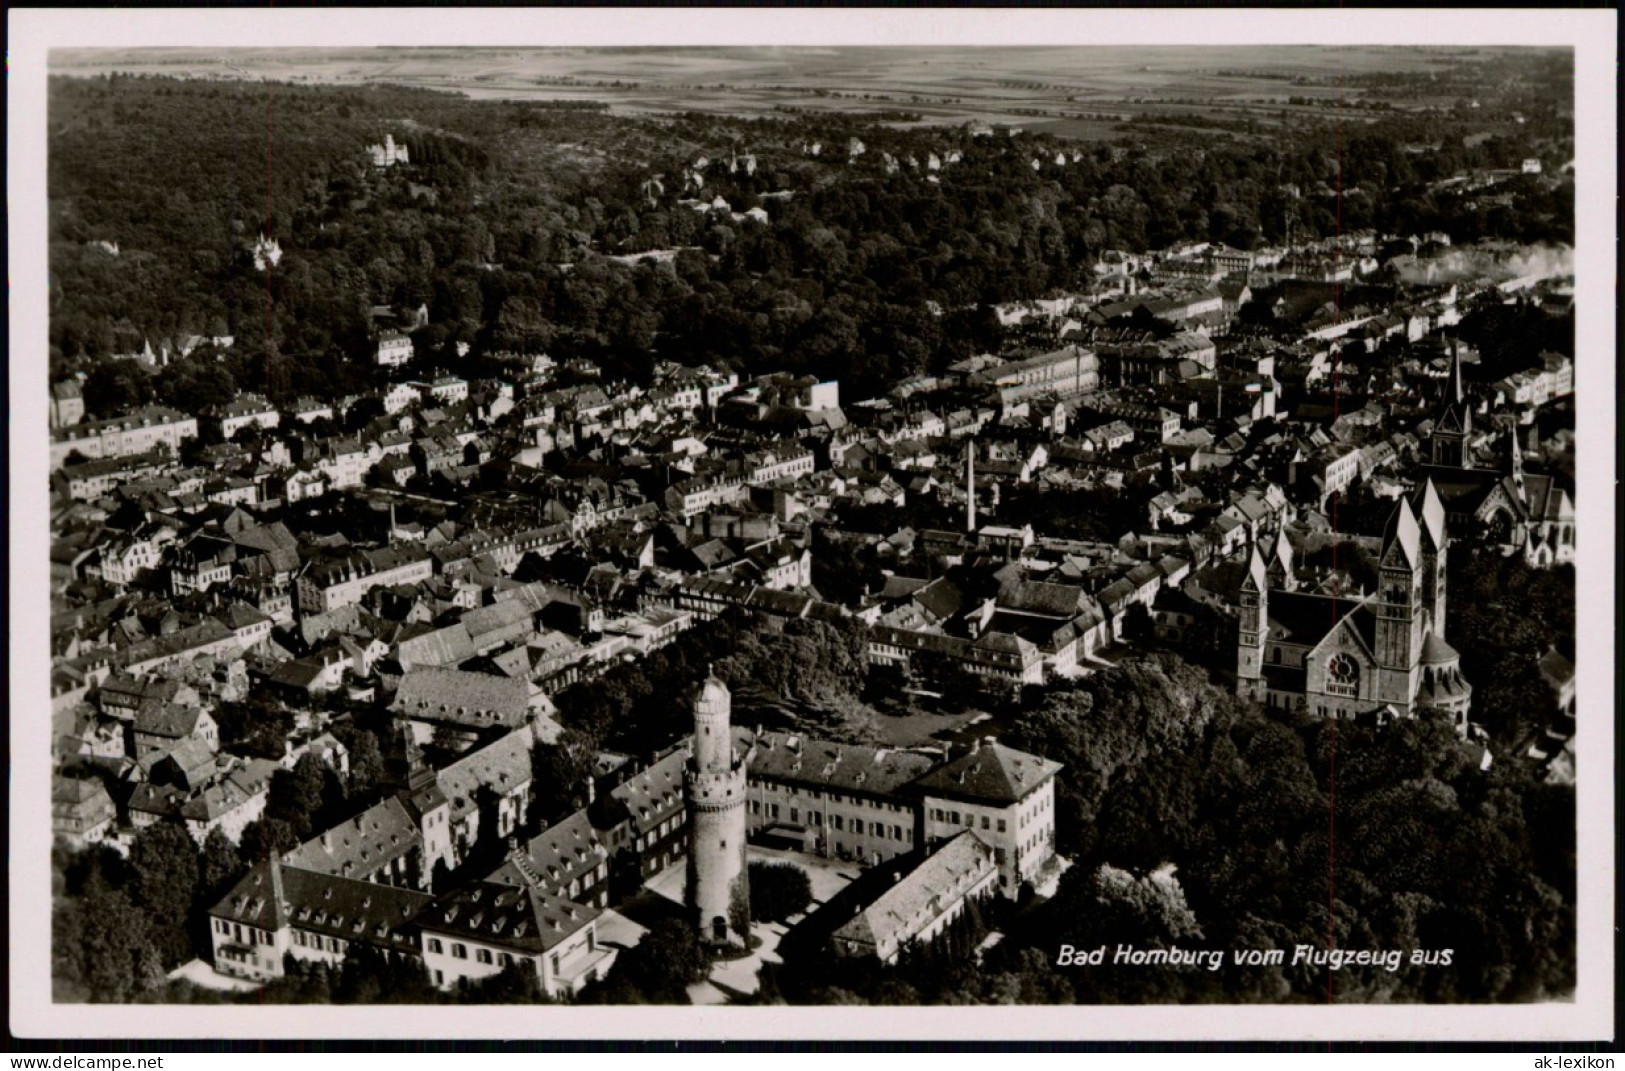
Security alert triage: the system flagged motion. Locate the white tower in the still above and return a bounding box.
[685,670,752,947]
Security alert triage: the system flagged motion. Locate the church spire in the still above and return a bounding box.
[1430,340,1472,468]
[1506,429,1525,499]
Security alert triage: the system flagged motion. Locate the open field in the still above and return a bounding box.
[49,44,1543,133]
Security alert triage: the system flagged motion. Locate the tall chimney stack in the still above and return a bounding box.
[965,440,977,533]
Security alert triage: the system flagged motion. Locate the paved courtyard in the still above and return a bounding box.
[648,844,859,1001]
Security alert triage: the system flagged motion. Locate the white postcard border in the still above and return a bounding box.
[8,6,1616,1042]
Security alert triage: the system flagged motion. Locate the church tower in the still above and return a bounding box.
[685,670,752,948]
[1504,430,1526,503]
[1236,545,1269,701]
[1265,528,1297,592]
[1374,497,1426,708]
[1410,478,1449,637]
[1430,341,1472,468]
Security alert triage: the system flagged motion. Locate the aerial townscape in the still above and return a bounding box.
[42,45,1577,1008]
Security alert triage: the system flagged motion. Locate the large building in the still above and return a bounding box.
[738,728,1062,898]
[209,855,432,983]
[49,405,199,469]
[415,878,616,998]
[968,344,1100,405]
[1236,481,1474,730]
[911,741,1063,896]
[296,545,435,614]
[830,830,999,964]
[743,732,935,865]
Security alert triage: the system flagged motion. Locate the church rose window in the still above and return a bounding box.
[1327,653,1359,697]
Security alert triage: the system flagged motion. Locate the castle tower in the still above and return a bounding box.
[1374,497,1426,708]
[685,670,751,948]
[1236,545,1269,701]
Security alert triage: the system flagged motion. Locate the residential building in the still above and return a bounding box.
[912,741,1063,895]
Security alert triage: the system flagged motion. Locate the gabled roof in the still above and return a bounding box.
[416,881,596,953]
[283,797,423,879]
[489,809,607,895]
[231,522,303,573]
[437,728,535,824]
[298,603,365,647]
[996,579,1086,619]
[212,861,432,953]
[743,729,936,800]
[222,602,274,632]
[908,742,1062,805]
[392,667,531,729]
[396,623,477,669]
[607,748,688,834]
[53,774,114,813]
[1266,590,1364,648]
[832,831,997,956]
[911,577,964,622]
[133,701,210,739]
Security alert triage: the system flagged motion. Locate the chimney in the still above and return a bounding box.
[321,829,332,851]
[584,775,596,806]
[965,441,977,533]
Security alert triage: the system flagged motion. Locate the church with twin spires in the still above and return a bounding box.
[1236,479,1473,732]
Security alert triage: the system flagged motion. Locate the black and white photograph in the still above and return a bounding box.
[8,7,1615,1043]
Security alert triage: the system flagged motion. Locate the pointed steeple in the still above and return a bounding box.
[1266,528,1297,591]
[1506,430,1525,500]
[1411,477,1447,553]
[1448,338,1465,407]
[1381,494,1423,571]
[1243,541,1269,592]
[1431,342,1472,468]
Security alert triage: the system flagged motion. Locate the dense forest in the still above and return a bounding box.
[749,656,1574,1006]
[50,57,1572,410]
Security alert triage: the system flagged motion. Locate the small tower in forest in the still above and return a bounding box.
[685,669,752,948]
